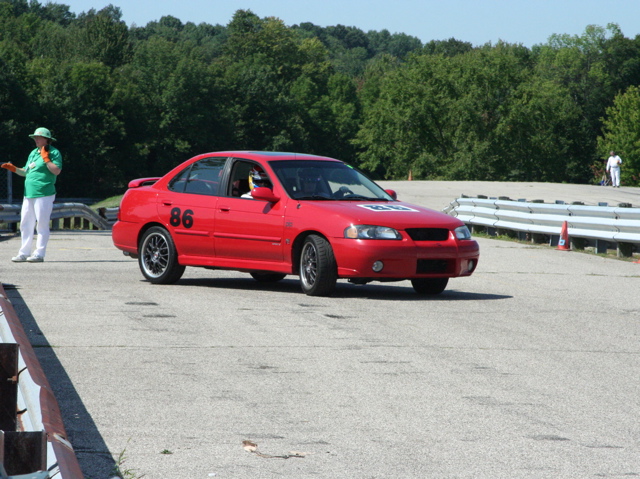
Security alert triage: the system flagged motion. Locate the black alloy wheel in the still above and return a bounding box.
[138,226,185,284]
[299,234,338,296]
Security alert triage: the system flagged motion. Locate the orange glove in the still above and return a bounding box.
[40,145,51,163]
[1,162,17,173]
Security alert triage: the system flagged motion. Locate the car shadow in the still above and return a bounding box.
[173,276,511,301]
[3,285,117,479]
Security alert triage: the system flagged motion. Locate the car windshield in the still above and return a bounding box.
[269,160,394,201]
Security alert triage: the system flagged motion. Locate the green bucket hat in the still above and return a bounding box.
[28,127,57,141]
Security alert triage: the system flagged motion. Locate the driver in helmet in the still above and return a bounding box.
[297,168,324,196]
[241,165,272,198]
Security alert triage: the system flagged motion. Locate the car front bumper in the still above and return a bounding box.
[331,237,479,279]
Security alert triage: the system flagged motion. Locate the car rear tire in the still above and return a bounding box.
[411,277,448,295]
[139,226,185,284]
[250,272,286,283]
[299,234,337,296]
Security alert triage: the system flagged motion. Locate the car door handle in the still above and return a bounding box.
[162,201,173,206]
[219,206,230,212]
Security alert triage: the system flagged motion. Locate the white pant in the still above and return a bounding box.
[609,167,621,187]
[19,195,55,258]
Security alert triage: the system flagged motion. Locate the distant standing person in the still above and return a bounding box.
[1,127,63,262]
[606,150,622,188]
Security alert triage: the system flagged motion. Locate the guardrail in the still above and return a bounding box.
[446,197,640,257]
[0,284,83,479]
[0,203,113,231]
[97,207,119,224]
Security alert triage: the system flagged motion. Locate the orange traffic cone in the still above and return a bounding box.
[557,221,570,251]
[408,169,413,181]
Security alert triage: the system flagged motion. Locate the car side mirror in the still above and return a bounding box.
[385,189,397,200]
[251,187,280,203]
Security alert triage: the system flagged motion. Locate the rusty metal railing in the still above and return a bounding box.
[0,203,112,231]
[0,284,83,479]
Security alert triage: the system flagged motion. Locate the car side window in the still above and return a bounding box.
[228,160,271,197]
[168,168,189,193]
[169,157,226,196]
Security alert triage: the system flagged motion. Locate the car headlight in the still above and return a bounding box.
[344,225,402,240]
[454,225,472,240]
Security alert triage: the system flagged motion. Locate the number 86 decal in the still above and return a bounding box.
[169,207,194,228]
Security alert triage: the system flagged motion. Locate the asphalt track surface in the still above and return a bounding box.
[1,181,639,479]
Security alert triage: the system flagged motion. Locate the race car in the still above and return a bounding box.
[112,151,479,296]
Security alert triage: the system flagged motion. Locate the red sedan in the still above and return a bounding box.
[112,151,479,296]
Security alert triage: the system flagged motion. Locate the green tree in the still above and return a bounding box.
[76,6,132,68]
[533,24,620,182]
[0,53,36,199]
[33,60,124,196]
[496,77,581,182]
[601,23,640,95]
[113,36,193,176]
[597,85,640,185]
[423,38,473,57]
[222,10,346,152]
[354,43,533,181]
[366,29,423,59]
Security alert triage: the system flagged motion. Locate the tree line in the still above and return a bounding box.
[1,0,640,198]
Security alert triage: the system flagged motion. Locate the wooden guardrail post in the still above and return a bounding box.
[0,344,18,432]
[596,240,609,254]
[618,242,633,258]
[1,430,47,476]
[570,237,588,250]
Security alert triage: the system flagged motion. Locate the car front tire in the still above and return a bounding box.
[299,234,337,296]
[138,226,185,284]
[411,277,448,295]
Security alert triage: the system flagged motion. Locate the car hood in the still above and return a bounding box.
[291,200,463,232]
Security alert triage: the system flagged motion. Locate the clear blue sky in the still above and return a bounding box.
[59,0,640,47]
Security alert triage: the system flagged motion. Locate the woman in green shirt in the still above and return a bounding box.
[1,127,63,262]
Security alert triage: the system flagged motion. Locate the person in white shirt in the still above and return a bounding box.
[606,151,622,188]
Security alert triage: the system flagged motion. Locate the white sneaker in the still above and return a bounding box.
[26,255,44,263]
[11,254,27,262]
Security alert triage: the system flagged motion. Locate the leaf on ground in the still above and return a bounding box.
[242,440,258,453]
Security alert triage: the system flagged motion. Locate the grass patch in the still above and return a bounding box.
[90,195,123,210]
[111,444,145,479]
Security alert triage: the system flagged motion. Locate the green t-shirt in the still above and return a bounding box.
[23,146,63,198]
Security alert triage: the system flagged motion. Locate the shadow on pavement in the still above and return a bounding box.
[3,284,117,479]
[175,276,512,301]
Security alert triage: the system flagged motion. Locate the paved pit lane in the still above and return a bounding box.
[1,181,638,478]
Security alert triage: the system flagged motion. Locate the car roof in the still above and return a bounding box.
[202,151,342,163]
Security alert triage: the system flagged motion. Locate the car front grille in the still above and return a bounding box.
[416,259,453,274]
[405,228,450,241]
